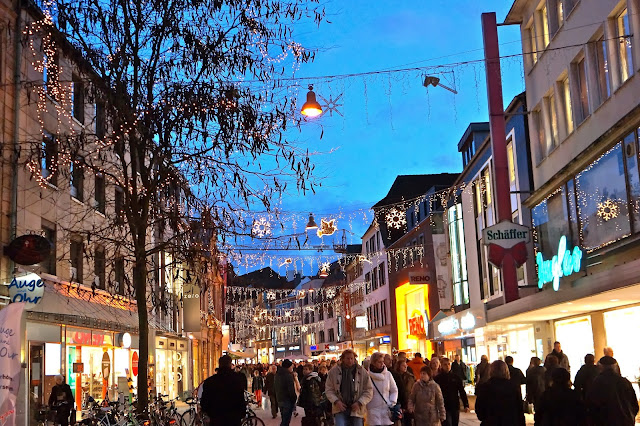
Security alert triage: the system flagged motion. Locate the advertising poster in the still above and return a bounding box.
[0,302,26,426]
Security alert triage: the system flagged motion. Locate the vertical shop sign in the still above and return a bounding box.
[182,279,201,332]
[0,302,26,426]
[131,352,139,377]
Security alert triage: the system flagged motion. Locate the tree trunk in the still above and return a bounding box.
[133,250,150,414]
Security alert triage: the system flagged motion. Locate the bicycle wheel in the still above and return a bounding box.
[241,417,266,426]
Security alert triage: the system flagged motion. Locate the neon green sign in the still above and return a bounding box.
[536,235,582,291]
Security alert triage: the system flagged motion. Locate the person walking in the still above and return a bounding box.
[325,349,373,426]
[391,359,415,426]
[252,369,265,408]
[586,356,639,426]
[547,341,570,373]
[275,360,298,426]
[407,365,446,426]
[429,357,441,380]
[505,356,526,397]
[298,363,324,426]
[526,357,546,411]
[201,355,247,426]
[434,358,469,426]
[48,374,74,426]
[265,364,279,419]
[367,352,398,426]
[544,355,560,389]
[534,367,585,426]
[573,354,598,401]
[474,355,490,387]
[408,352,426,378]
[450,355,468,383]
[475,360,525,426]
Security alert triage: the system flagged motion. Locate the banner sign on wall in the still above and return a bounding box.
[182,280,201,332]
[0,302,26,426]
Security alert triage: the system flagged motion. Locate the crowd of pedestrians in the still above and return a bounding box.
[198,342,639,426]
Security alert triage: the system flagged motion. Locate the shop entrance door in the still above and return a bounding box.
[29,344,44,423]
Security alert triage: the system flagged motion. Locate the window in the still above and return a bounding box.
[318,330,325,343]
[576,143,631,250]
[42,223,56,275]
[615,8,634,83]
[95,102,106,139]
[114,256,124,295]
[507,141,518,213]
[372,266,378,290]
[593,35,611,106]
[537,3,550,49]
[532,185,575,262]
[373,304,380,328]
[42,132,58,186]
[527,23,538,65]
[70,156,84,201]
[572,57,590,124]
[95,172,105,213]
[70,238,83,283]
[328,328,335,342]
[448,204,469,306]
[319,308,324,321]
[545,91,559,151]
[378,265,385,286]
[328,305,333,318]
[94,246,105,290]
[534,108,547,162]
[560,76,574,136]
[115,186,124,224]
[365,272,371,294]
[380,300,387,327]
[72,74,85,124]
[43,52,59,100]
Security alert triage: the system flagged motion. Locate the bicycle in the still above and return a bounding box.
[241,394,265,426]
[147,394,179,425]
[179,397,202,426]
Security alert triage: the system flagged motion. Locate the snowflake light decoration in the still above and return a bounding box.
[385,208,407,230]
[252,217,272,237]
[597,199,620,221]
[316,218,337,237]
[267,291,276,301]
[325,287,336,298]
[279,258,293,267]
[318,93,344,117]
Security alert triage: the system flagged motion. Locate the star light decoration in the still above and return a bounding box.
[316,218,337,237]
[318,93,343,117]
[597,199,620,221]
[252,217,272,237]
[385,208,407,229]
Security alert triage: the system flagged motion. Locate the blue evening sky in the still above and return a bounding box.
[235,1,526,274]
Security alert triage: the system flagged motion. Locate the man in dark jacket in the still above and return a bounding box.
[451,354,468,383]
[275,359,298,426]
[434,358,469,426]
[475,360,525,426]
[48,375,74,426]
[535,367,585,426]
[265,364,279,419]
[574,353,599,401]
[586,356,639,426]
[505,356,526,397]
[201,355,247,426]
[547,341,570,373]
[298,363,324,426]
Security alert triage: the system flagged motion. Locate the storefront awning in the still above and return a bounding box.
[226,350,254,359]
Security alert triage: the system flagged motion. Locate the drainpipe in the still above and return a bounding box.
[10,0,23,273]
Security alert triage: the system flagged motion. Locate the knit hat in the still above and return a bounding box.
[598,356,617,366]
[282,359,293,369]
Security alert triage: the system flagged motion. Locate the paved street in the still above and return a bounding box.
[252,403,536,426]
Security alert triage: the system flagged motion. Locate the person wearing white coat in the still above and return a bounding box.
[367,352,399,426]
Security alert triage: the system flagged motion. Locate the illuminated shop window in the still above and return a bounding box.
[448,203,469,306]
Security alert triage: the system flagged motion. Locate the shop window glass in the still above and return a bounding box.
[616,8,634,83]
[593,35,611,106]
[572,57,589,124]
[532,186,571,259]
[576,143,631,250]
[448,203,469,306]
[625,130,640,231]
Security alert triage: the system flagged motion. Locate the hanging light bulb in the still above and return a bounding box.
[300,85,323,117]
[305,213,318,231]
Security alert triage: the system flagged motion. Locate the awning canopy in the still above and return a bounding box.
[226,350,254,359]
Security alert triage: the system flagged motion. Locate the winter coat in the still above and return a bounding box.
[274,367,297,407]
[264,371,276,395]
[324,363,373,418]
[408,379,445,426]
[508,365,526,397]
[200,367,247,424]
[48,383,73,406]
[252,374,264,392]
[434,370,469,412]
[548,350,570,373]
[534,386,585,426]
[451,360,468,382]
[298,372,324,415]
[573,364,598,400]
[475,361,490,385]
[586,369,639,426]
[526,365,546,406]
[475,377,525,426]
[391,370,415,410]
[408,356,426,379]
[367,367,398,426]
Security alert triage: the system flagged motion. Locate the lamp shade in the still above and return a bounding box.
[305,213,318,230]
[301,86,323,117]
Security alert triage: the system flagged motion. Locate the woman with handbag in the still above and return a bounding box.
[408,365,446,426]
[367,352,399,426]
